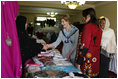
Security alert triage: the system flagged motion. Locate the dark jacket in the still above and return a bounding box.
[16,16,43,65]
[18,32,43,65]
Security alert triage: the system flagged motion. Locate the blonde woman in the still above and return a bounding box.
[47,14,79,64]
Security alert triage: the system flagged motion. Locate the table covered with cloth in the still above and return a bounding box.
[24,49,88,78]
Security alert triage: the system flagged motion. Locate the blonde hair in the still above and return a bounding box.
[61,14,71,24]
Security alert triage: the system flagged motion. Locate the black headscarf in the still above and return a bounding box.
[16,15,27,33]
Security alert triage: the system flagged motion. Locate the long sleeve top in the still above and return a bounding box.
[18,32,43,65]
[53,24,79,64]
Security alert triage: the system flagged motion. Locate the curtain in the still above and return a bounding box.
[1,1,22,78]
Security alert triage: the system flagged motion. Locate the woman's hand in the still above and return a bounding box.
[66,50,73,59]
[76,64,81,71]
[46,43,54,49]
[43,44,48,50]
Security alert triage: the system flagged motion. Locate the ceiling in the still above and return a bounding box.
[18,1,112,16]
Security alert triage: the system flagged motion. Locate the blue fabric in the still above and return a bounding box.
[62,25,78,43]
[41,65,81,73]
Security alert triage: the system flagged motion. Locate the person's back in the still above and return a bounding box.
[82,23,102,49]
[80,23,102,76]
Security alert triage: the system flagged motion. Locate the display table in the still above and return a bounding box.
[24,49,87,78]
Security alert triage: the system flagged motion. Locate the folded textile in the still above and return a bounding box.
[41,65,82,73]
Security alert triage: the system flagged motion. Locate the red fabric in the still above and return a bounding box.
[80,23,102,76]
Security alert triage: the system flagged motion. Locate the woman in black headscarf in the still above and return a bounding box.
[16,15,47,65]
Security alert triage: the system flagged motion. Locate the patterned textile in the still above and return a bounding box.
[77,23,102,77]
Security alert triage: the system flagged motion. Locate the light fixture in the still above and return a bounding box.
[36,17,46,21]
[47,12,58,17]
[61,0,86,9]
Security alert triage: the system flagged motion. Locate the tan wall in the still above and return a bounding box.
[71,12,83,24]
[19,13,42,27]
[19,13,82,26]
[19,1,117,36]
[95,1,117,36]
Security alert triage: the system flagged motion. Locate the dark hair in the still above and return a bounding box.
[16,15,27,32]
[82,8,99,28]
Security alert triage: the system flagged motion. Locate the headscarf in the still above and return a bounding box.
[103,17,110,30]
[101,17,117,53]
[16,15,27,33]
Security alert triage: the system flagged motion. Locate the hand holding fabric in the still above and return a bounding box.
[46,43,54,49]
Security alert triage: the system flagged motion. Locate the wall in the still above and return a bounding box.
[95,1,117,36]
[71,12,83,24]
[19,1,117,36]
[19,13,83,26]
[71,1,117,39]
[19,13,40,27]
